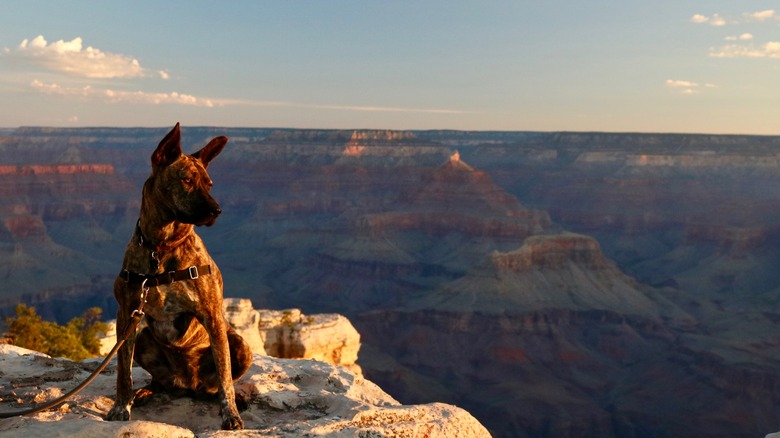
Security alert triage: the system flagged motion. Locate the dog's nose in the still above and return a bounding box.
[210,206,222,217]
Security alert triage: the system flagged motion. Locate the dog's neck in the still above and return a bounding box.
[137,184,195,252]
[136,217,193,253]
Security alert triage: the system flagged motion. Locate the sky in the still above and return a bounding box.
[1,1,779,134]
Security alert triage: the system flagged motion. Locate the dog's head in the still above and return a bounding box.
[149,123,227,227]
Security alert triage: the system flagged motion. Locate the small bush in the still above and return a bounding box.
[6,304,109,361]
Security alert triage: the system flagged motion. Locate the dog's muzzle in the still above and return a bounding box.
[202,204,221,226]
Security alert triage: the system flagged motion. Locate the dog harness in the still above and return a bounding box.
[119,264,212,287]
[118,219,212,286]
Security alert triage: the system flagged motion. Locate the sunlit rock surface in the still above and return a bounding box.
[0,344,490,437]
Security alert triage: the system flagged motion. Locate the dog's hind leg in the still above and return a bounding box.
[228,330,253,380]
[195,328,253,392]
[134,328,181,390]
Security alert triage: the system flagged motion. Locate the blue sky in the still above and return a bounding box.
[1,1,779,134]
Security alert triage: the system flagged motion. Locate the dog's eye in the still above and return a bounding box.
[182,178,192,184]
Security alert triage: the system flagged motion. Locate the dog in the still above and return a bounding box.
[106,123,253,430]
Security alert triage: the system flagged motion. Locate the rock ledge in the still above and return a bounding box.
[0,344,491,437]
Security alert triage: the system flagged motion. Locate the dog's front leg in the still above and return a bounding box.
[106,287,138,421]
[204,313,243,430]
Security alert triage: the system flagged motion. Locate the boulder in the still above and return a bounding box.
[222,298,265,355]
[257,308,362,375]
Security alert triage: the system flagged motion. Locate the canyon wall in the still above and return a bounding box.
[2,127,780,437]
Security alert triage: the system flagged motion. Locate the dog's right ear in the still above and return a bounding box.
[151,123,183,170]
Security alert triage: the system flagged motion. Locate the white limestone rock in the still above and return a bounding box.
[0,344,491,437]
[257,308,363,375]
[222,298,265,355]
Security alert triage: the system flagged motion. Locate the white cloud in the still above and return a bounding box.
[744,9,776,22]
[710,14,727,26]
[709,41,780,58]
[5,35,155,79]
[725,33,754,41]
[665,79,698,88]
[30,79,216,107]
[692,10,778,26]
[28,79,470,114]
[295,103,469,114]
[691,13,727,26]
[218,98,471,114]
[665,79,718,95]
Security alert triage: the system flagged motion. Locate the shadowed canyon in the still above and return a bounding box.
[1,127,780,437]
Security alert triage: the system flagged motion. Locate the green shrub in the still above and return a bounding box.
[6,304,110,361]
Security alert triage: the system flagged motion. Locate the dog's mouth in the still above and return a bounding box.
[179,210,220,227]
[184,201,221,227]
[189,213,219,227]
[200,215,218,227]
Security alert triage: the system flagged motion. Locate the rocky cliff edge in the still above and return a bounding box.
[2,299,489,437]
[0,342,490,437]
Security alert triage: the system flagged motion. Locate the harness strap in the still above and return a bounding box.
[119,264,212,287]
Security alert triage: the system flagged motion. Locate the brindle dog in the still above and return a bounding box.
[106,123,252,430]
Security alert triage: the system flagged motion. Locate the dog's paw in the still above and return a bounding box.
[105,404,131,421]
[221,413,244,430]
[131,386,157,407]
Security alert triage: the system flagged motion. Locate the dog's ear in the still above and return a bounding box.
[192,136,228,168]
[151,123,183,170]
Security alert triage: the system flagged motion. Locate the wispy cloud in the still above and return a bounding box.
[725,33,754,41]
[29,79,470,114]
[691,13,727,26]
[665,79,698,88]
[743,9,776,22]
[692,10,778,26]
[4,35,167,79]
[691,10,780,60]
[665,79,718,95]
[30,80,215,106]
[210,97,471,114]
[709,41,780,58]
[278,102,470,114]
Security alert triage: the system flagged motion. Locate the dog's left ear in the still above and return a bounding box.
[152,123,183,170]
[192,136,228,168]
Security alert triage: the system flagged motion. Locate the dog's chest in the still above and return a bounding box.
[143,283,199,321]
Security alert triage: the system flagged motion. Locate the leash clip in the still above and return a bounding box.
[131,278,149,318]
[150,251,160,272]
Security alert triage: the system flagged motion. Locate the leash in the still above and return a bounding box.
[0,280,150,419]
[0,219,214,419]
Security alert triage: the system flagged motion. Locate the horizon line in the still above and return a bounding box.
[2,125,780,138]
